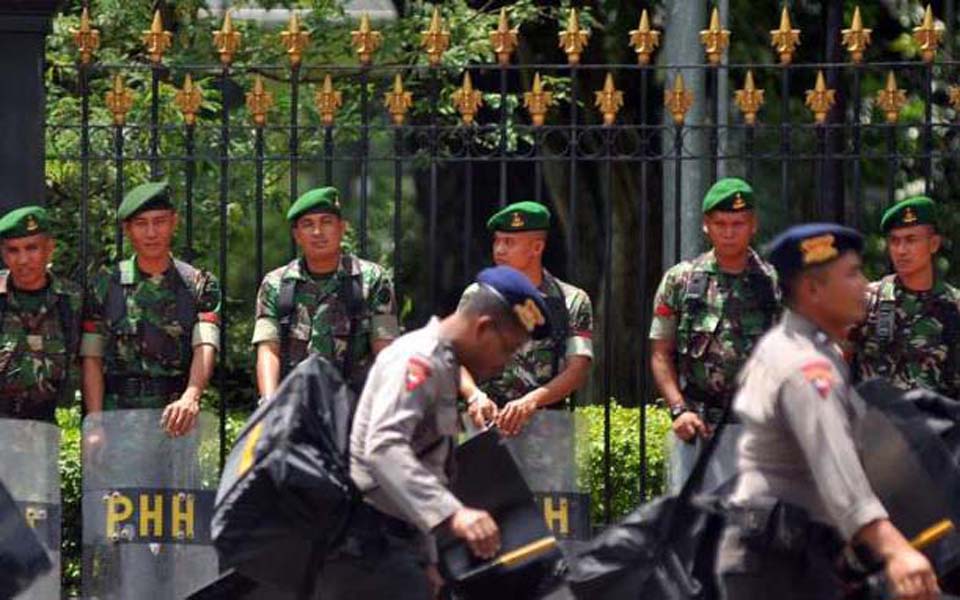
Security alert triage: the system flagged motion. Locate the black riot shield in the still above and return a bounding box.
[504,411,592,541]
[856,379,960,579]
[0,419,56,599]
[81,409,219,600]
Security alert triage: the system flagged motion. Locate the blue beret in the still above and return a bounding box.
[766,223,863,282]
[475,266,551,340]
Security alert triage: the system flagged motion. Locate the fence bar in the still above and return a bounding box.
[112,122,124,256]
[359,67,370,257]
[498,66,508,208]
[602,126,614,526]
[393,127,403,311]
[568,67,579,281]
[673,123,683,263]
[324,125,334,185]
[217,64,230,471]
[886,123,897,208]
[149,66,161,179]
[428,69,440,309]
[463,142,474,280]
[779,64,791,220]
[79,63,90,291]
[923,62,933,194]
[255,126,265,285]
[851,66,863,230]
[290,64,301,259]
[638,65,650,501]
[184,117,196,263]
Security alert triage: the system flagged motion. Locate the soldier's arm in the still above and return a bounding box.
[79,273,107,413]
[650,339,684,410]
[81,357,104,413]
[649,269,686,411]
[251,275,281,397]
[530,289,594,408]
[369,266,400,355]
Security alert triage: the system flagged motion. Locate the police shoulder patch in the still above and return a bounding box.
[406,355,432,392]
[800,360,834,399]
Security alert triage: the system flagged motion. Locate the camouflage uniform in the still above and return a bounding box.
[853,275,960,399]
[80,256,221,410]
[650,249,781,410]
[0,269,81,421]
[459,269,593,407]
[251,254,398,391]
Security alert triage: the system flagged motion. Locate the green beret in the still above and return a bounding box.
[118,181,173,221]
[0,205,48,240]
[287,187,342,223]
[880,196,937,234]
[702,177,754,213]
[486,201,551,232]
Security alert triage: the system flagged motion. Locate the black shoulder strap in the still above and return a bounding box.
[543,275,570,380]
[172,259,202,370]
[338,255,366,385]
[278,263,299,379]
[104,266,128,326]
[938,291,960,397]
[56,288,80,358]
[875,275,898,342]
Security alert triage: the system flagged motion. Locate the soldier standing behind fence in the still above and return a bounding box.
[0,205,81,421]
[80,181,220,437]
[649,177,781,493]
[851,196,960,400]
[458,201,593,435]
[251,186,399,400]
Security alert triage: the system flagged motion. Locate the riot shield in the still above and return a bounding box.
[0,418,60,599]
[666,424,743,495]
[82,409,219,600]
[504,410,592,541]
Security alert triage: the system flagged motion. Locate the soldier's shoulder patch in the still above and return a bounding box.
[406,355,432,392]
[655,303,675,318]
[198,311,219,324]
[800,360,834,399]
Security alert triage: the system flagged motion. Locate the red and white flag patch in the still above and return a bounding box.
[801,361,834,399]
[405,356,432,392]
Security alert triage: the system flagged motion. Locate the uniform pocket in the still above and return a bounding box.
[678,311,721,359]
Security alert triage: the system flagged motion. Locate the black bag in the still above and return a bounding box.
[0,477,52,598]
[211,356,359,594]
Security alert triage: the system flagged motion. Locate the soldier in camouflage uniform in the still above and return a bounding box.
[459,201,593,436]
[0,205,81,422]
[252,186,398,399]
[649,178,780,492]
[852,196,960,400]
[81,181,220,438]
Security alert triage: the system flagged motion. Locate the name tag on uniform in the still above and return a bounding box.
[26,335,43,352]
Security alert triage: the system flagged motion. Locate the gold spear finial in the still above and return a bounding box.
[384,74,413,126]
[490,8,519,66]
[245,75,274,127]
[421,7,450,67]
[700,7,730,66]
[314,74,343,126]
[594,73,624,126]
[842,6,872,64]
[281,12,311,67]
[665,73,694,125]
[524,72,553,127]
[351,13,382,66]
[142,9,173,64]
[913,5,942,63]
[558,8,590,65]
[174,74,203,126]
[452,71,484,126]
[734,70,765,125]
[71,7,101,65]
[876,71,907,124]
[213,10,242,66]
[628,9,661,66]
[105,74,135,126]
[770,6,801,65]
[805,70,836,124]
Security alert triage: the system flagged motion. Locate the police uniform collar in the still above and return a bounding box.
[782,309,833,346]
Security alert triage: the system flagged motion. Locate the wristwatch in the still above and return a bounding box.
[669,403,691,421]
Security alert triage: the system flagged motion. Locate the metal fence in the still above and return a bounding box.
[46,5,960,524]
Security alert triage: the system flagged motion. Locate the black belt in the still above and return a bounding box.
[726,502,843,556]
[105,375,186,398]
[0,391,57,422]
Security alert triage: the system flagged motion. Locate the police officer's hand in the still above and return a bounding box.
[672,411,711,443]
[885,546,940,600]
[162,391,201,437]
[466,389,498,429]
[497,394,538,437]
[449,507,501,560]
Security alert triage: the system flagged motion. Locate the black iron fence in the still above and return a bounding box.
[44,5,960,525]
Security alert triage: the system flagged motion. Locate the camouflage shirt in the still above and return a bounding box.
[251,255,399,389]
[459,270,593,406]
[0,270,81,421]
[852,275,960,399]
[649,249,781,404]
[80,256,221,409]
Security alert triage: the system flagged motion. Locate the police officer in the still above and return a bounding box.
[852,196,960,399]
[717,223,939,600]
[252,186,398,398]
[649,177,780,491]
[321,266,551,600]
[458,201,593,435]
[0,205,81,421]
[80,181,220,437]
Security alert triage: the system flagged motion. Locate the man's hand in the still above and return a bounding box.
[885,546,940,600]
[497,394,538,436]
[672,410,711,443]
[448,507,501,560]
[466,389,498,428]
[161,390,201,437]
